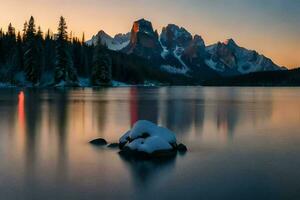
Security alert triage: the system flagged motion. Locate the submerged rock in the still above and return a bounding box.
[119,120,187,159]
[107,143,120,149]
[90,138,107,146]
[177,143,188,153]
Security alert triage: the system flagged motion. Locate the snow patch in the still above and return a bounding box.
[173,46,189,73]
[160,65,188,74]
[205,59,223,72]
[79,78,90,87]
[109,40,130,51]
[112,81,130,87]
[127,137,173,154]
[0,83,15,88]
[86,31,130,51]
[159,38,169,59]
[55,81,67,87]
[119,120,177,154]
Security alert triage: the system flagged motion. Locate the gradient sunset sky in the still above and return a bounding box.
[0,0,299,68]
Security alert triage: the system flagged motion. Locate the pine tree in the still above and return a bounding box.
[72,37,83,76]
[81,32,85,45]
[6,23,17,61]
[44,29,56,72]
[2,23,17,83]
[36,26,45,74]
[80,32,90,77]
[54,16,77,85]
[7,23,16,37]
[22,21,28,40]
[91,40,112,86]
[15,32,24,71]
[23,16,41,84]
[0,29,4,64]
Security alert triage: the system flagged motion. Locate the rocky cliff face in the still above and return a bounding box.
[88,19,285,78]
[160,24,192,50]
[114,32,131,44]
[206,39,284,75]
[122,19,162,61]
[159,25,215,77]
[182,35,207,65]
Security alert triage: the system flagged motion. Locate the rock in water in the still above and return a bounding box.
[107,143,120,149]
[177,143,188,153]
[119,120,185,158]
[90,138,107,146]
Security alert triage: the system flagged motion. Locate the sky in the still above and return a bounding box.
[0,0,299,68]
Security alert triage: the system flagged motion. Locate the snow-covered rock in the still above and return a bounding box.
[119,120,185,157]
[126,137,173,154]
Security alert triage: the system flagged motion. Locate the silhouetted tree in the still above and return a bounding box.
[15,32,24,71]
[91,40,112,85]
[24,16,40,84]
[54,16,77,85]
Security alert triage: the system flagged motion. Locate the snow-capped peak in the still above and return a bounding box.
[86,30,130,51]
[205,38,283,75]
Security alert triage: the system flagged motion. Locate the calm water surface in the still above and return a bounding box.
[0,87,300,200]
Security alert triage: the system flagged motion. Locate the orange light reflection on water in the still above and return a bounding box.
[18,91,25,131]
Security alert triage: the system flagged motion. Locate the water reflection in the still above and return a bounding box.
[24,90,41,178]
[12,88,275,172]
[20,90,40,197]
[18,91,25,130]
[214,89,240,138]
[161,87,206,135]
[119,153,177,187]
[130,87,159,126]
[0,87,299,199]
[54,90,69,182]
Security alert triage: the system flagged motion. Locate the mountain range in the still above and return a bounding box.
[87,18,286,80]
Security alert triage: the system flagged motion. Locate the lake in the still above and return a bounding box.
[0,87,300,200]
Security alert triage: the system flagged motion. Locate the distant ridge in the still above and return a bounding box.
[88,18,285,77]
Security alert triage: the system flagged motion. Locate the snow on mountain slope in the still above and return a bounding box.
[160,65,188,74]
[87,31,130,51]
[159,38,169,59]
[87,19,285,77]
[160,24,192,50]
[206,39,284,75]
[173,46,189,72]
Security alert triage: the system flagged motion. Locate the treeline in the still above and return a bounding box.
[0,16,113,86]
[203,68,300,86]
[0,16,194,87]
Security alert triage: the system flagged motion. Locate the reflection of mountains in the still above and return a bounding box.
[212,89,273,137]
[129,87,273,138]
[163,88,205,135]
[129,87,205,135]
[92,88,108,137]
[130,87,159,126]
